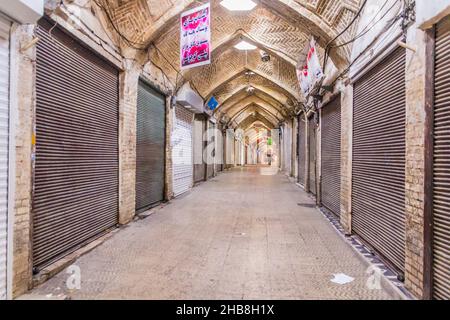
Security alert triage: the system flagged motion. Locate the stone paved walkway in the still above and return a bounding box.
[30,167,394,300]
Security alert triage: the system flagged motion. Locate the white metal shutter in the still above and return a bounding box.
[0,16,10,300]
[172,106,193,197]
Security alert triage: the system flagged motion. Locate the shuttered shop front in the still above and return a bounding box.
[308,116,317,195]
[298,115,306,186]
[353,47,406,273]
[321,97,341,216]
[136,81,166,211]
[433,18,450,300]
[193,114,206,183]
[34,20,119,270]
[172,105,193,197]
[0,16,10,300]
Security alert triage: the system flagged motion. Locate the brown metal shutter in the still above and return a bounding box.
[136,81,166,212]
[33,20,119,270]
[433,18,450,300]
[298,115,306,186]
[194,115,206,183]
[309,116,317,195]
[321,96,341,216]
[353,47,406,273]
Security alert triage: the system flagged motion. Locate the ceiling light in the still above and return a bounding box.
[246,86,255,93]
[220,0,257,11]
[235,41,257,51]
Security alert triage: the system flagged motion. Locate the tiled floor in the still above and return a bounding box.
[30,167,394,300]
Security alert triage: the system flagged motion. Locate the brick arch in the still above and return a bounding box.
[236,113,276,130]
[228,103,281,127]
[208,69,298,107]
[215,88,290,120]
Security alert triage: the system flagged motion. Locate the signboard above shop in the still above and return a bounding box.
[296,38,324,98]
[180,3,211,70]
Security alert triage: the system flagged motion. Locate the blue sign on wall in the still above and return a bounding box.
[207,96,219,111]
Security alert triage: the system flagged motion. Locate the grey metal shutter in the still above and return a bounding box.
[34,20,119,270]
[309,116,317,195]
[353,47,406,273]
[136,80,166,211]
[172,105,193,197]
[321,97,341,216]
[207,121,215,179]
[298,115,306,186]
[193,114,206,183]
[0,16,10,300]
[433,18,450,300]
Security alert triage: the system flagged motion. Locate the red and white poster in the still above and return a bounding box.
[297,38,324,97]
[180,3,211,70]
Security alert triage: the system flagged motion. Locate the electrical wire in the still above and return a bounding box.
[328,10,402,87]
[322,0,368,73]
[330,0,398,49]
[92,0,148,50]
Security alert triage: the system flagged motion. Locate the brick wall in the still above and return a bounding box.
[404,25,428,299]
[118,59,140,225]
[340,84,353,234]
[11,25,36,297]
[165,96,174,200]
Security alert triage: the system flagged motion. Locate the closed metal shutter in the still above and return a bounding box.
[353,47,406,272]
[321,97,341,216]
[136,81,166,211]
[34,20,119,270]
[193,114,206,183]
[433,18,450,300]
[172,105,193,197]
[309,116,317,195]
[207,121,215,179]
[298,115,306,186]
[0,16,10,300]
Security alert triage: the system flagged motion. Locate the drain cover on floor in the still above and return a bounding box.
[297,203,316,208]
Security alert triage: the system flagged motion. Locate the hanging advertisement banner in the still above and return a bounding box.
[297,38,324,97]
[180,3,211,70]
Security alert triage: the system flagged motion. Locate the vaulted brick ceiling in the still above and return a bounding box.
[95,0,361,126]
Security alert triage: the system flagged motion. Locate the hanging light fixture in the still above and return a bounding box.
[234,40,257,51]
[220,0,257,11]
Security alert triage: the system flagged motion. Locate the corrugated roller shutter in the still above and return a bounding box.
[34,20,119,270]
[309,116,317,195]
[284,124,292,174]
[321,97,341,216]
[298,115,306,186]
[433,18,450,300]
[0,16,10,300]
[193,115,206,183]
[172,105,193,197]
[353,47,406,272]
[136,81,166,211]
